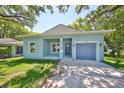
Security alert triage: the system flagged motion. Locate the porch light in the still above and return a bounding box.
[99,43,102,47]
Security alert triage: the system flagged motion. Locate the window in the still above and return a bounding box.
[29,42,36,53]
[16,46,23,54]
[51,43,60,53]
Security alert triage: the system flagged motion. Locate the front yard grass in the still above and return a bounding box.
[0,57,58,88]
[104,56,124,71]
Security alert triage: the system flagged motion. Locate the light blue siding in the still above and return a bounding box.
[71,34,104,61]
[43,39,59,57]
[23,33,104,61]
[23,37,43,59]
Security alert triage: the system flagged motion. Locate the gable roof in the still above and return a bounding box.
[21,24,114,37]
[41,24,82,36]
[0,38,23,45]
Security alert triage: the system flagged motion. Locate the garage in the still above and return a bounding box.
[76,43,96,60]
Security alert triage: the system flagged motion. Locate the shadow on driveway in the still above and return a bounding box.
[42,61,124,88]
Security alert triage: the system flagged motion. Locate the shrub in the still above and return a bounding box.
[0,46,11,57]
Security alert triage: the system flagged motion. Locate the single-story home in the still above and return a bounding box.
[0,38,23,57]
[23,24,113,61]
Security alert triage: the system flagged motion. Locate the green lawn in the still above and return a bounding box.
[0,57,58,88]
[104,56,124,71]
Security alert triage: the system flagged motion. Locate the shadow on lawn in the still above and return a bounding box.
[0,65,53,88]
[0,58,58,88]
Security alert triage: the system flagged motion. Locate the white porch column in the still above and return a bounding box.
[11,45,16,57]
[59,38,63,59]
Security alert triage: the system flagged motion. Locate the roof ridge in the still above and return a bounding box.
[55,24,82,32]
[42,24,62,34]
[42,24,81,35]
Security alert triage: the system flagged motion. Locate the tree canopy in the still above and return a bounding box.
[69,17,93,31]
[0,5,89,38]
[0,5,55,38]
[69,5,124,57]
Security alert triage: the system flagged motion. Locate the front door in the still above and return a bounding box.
[65,43,71,56]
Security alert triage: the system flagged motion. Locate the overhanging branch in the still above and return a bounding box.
[0,13,30,20]
[88,5,123,22]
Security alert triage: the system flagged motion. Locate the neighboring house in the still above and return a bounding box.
[0,38,23,57]
[23,24,113,61]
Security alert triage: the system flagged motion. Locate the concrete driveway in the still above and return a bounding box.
[42,61,124,88]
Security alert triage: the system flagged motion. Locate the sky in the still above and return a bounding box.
[33,5,98,33]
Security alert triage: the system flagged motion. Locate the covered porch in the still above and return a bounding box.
[0,38,23,58]
[43,38,72,59]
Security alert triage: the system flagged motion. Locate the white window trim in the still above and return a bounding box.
[28,41,36,54]
[51,43,60,53]
[75,41,99,61]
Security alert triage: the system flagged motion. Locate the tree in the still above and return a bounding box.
[0,5,54,38]
[0,5,55,28]
[69,5,124,57]
[85,5,123,22]
[90,6,124,57]
[103,10,124,57]
[58,5,123,22]
[69,17,93,31]
[0,5,90,38]
[1,5,122,39]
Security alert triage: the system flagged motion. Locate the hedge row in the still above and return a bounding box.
[0,47,11,55]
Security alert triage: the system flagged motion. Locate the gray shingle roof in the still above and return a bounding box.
[19,24,114,37]
[40,24,114,36]
[41,24,82,36]
[0,38,23,45]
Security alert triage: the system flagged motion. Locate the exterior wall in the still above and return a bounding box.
[71,34,104,61]
[43,39,59,57]
[23,33,104,61]
[23,37,43,59]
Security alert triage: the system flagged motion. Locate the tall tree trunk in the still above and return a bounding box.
[117,51,121,57]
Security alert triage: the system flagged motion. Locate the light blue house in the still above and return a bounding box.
[23,24,113,61]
